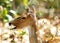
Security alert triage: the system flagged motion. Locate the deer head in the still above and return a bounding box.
[9,5,37,29]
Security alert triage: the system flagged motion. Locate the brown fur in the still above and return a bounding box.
[9,10,38,43]
[9,15,33,29]
[48,39,60,43]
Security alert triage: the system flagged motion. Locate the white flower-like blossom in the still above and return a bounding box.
[2,41,10,43]
[36,29,45,38]
[37,19,50,26]
[2,34,10,38]
[50,26,57,36]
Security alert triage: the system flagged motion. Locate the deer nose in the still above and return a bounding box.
[9,22,11,26]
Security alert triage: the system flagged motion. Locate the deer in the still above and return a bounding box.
[9,6,38,43]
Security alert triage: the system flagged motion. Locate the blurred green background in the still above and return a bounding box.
[0,0,60,23]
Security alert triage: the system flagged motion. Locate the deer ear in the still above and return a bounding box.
[30,14,34,18]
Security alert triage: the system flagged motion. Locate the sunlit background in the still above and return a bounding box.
[0,0,60,43]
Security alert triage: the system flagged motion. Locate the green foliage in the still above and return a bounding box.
[15,0,28,8]
[37,11,44,18]
[44,0,60,9]
[11,40,16,43]
[0,0,13,23]
[14,0,22,7]
[0,0,18,23]
[0,0,60,23]
[29,0,39,5]
[3,8,8,16]
[0,0,12,9]
[22,0,28,7]
[20,31,26,36]
[37,0,60,9]
[18,31,26,39]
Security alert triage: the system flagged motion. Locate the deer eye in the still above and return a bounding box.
[22,17,26,19]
